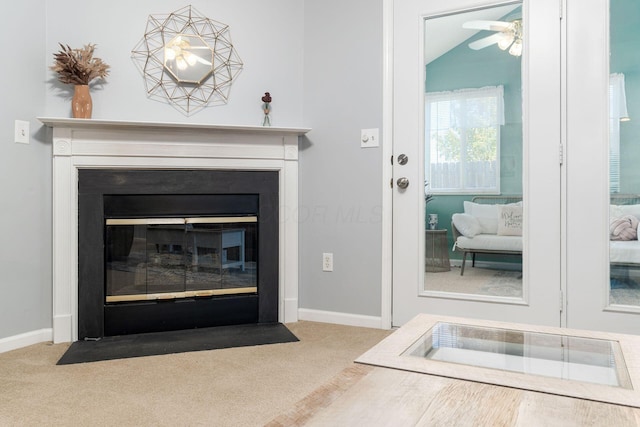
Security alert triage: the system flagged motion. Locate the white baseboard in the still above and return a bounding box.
[0,328,53,354]
[298,308,384,329]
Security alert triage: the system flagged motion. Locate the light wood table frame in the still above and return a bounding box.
[356,314,640,408]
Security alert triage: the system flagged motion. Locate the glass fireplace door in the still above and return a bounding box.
[105,217,257,303]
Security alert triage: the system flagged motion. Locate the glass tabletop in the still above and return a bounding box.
[403,322,632,388]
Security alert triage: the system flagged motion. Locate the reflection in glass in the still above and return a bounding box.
[609,0,640,307]
[163,34,214,84]
[423,3,524,299]
[404,322,632,388]
[185,221,257,293]
[105,217,257,303]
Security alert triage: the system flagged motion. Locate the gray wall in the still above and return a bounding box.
[0,1,51,339]
[300,0,384,317]
[0,0,386,341]
[44,0,304,125]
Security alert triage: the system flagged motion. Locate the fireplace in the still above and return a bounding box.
[78,169,278,338]
[42,117,308,343]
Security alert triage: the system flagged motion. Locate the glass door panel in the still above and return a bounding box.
[185,219,257,294]
[424,4,524,299]
[608,0,640,310]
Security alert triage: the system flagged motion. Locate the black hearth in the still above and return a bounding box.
[78,169,279,339]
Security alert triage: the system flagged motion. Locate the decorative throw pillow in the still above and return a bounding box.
[610,205,623,220]
[452,213,482,237]
[616,204,640,219]
[610,215,639,241]
[463,201,499,234]
[497,205,523,236]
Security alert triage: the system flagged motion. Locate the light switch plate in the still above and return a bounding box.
[15,120,29,144]
[361,128,379,148]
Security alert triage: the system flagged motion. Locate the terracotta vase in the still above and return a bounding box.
[72,85,92,119]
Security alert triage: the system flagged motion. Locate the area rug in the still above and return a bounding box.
[426,267,522,298]
[480,270,523,297]
[57,323,298,365]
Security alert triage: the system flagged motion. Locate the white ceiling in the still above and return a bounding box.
[424,5,520,65]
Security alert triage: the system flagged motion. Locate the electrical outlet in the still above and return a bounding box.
[14,120,29,144]
[322,252,333,272]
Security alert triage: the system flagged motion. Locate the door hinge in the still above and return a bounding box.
[559,144,564,165]
[559,290,564,312]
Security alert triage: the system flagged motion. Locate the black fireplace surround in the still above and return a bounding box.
[78,169,279,339]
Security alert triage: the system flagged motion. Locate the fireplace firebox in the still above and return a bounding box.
[105,216,258,302]
[78,169,279,339]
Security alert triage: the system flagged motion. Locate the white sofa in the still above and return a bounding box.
[451,195,640,276]
[451,196,523,276]
[610,199,640,268]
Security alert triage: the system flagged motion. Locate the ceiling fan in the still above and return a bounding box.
[462,18,523,57]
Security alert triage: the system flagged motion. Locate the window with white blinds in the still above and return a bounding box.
[610,73,629,194]
[426,85,504,194]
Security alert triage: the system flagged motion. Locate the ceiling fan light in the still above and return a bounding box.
[509,39,523,57]
[498,33,515,51]
[176,56,188,70]
[164,47,176,61]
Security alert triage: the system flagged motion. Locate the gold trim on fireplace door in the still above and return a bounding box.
[105,216,258,226]
[106,287,258,303]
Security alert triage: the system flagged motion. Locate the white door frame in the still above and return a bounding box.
[380,0,394,330]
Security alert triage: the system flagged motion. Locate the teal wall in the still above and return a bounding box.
[425,13,522,262]
[611,0,640,193]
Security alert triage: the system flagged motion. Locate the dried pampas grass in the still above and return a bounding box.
[51,43,110,85]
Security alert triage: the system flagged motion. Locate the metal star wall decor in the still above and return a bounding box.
[131,5,243,115]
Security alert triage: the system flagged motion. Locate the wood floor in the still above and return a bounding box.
[270,314,640,426]
[289,366,640,426]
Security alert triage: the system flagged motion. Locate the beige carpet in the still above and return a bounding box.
[0,322,391,427]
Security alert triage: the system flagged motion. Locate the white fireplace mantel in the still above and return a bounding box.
[40,117,310,343]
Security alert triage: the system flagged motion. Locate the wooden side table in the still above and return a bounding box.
[425,229,451,272]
